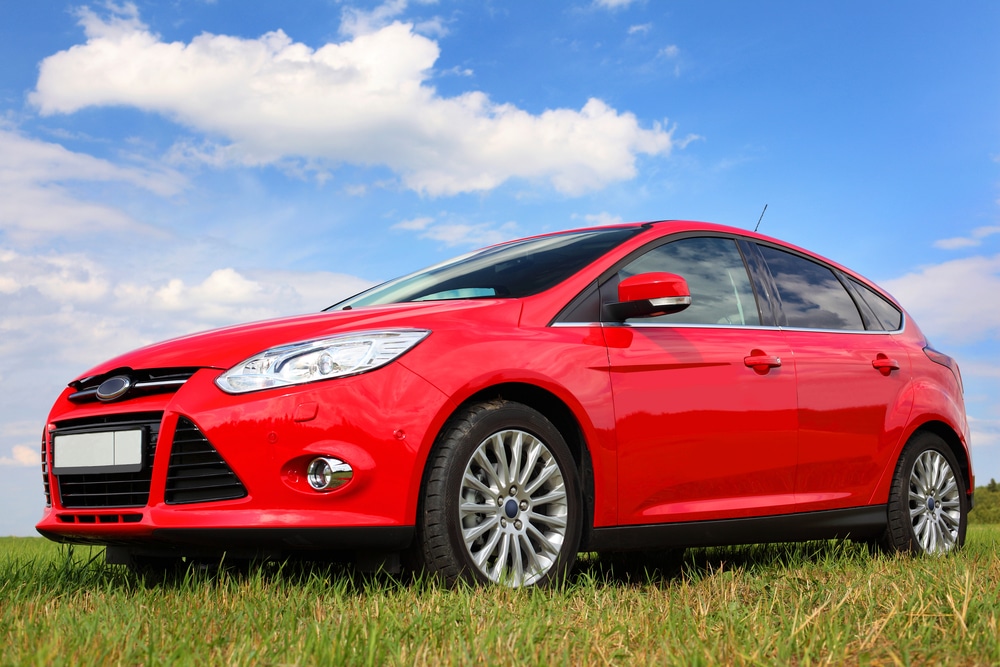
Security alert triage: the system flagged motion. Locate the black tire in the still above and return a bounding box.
[416,399,582,587]
[881,431,968,555]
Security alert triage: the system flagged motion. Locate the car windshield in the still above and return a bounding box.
[328,226,643,310]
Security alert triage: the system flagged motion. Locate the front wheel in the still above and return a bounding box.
[882,432,968,555]
[417,400,582,587]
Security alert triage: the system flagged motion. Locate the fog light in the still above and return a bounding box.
[307,457,353,491]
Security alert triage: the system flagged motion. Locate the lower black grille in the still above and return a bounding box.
[54,413,161,509]
[165,417,247,505]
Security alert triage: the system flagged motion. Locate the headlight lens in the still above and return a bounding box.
[215,329,430,394]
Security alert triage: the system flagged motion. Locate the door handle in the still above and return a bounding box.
[744,350,782,374]
[872,354,900,376]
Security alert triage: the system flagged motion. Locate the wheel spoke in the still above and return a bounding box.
[510,533,525,586]
[462,515,497,546]
[530,487,567,507]
[940,497,962,512]
[489,533,512,582]
[517,440,544,487]
[524,460,559,496]
[526,522,561,557]
[471,447,502,490]
[507,431,525,489]
[488,433,513,488]
[518,534,542,578]
[460,500,498,517]
[472,526,504,569]
[462,471,496,499]
[940,507,961,528]
[531,511,568,529]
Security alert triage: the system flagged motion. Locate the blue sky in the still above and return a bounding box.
[1,1,998,536]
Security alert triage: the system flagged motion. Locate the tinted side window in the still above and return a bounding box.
[617,237,761,325]
[850,278,903,331]
[758,245,864,330]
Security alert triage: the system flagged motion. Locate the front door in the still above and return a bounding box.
[605,236,799,525]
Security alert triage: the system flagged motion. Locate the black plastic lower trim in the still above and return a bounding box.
[37,526,414,554]
[585,505,887,552]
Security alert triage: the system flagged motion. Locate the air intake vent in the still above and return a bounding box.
[41,430,51,507]
[54,413,161,509]
[165,417,247,505]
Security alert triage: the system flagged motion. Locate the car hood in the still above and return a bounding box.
[73,300,520,382]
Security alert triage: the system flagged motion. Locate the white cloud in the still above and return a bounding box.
[112,267,371,326]
[0,445,36,467]
[1,247,373,370]
[393,216,435,231]
[576,211,625,227]
[969,416,1000,445]
[392,216,518,247]
[659,45,680,59]
[0,423,42,468]
[594,0,638,9]
[0,249,110,303]
[881,254,1000,344]
[933,226,1000,250]
[628,24,652,36]
[0,128,183,242]
[30,5,677,197]
[340,0,409,37]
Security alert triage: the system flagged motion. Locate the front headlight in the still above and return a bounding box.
[215,329,431,394]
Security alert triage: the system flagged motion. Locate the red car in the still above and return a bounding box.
[37,220,973,586]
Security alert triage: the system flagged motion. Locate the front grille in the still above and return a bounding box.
[165,417,247,505]
[68,368,199,404]
[54,413,161,509]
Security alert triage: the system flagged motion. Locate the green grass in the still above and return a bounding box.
[3,528,999,666]
[970,481,1000,524]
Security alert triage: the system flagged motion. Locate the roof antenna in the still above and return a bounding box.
[754,204,768,233]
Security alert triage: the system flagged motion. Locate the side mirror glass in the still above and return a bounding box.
[606,272,692,321]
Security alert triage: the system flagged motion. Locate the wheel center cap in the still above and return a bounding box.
[927,497,936,512]
[504,499,519,519]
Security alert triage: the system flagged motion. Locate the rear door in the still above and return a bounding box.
[605,235,800,525]
[753,243,912,510]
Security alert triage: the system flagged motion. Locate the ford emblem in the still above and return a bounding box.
[96,375,132,402]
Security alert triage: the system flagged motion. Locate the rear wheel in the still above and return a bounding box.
[417,400,582,587]
[882,432,968,555]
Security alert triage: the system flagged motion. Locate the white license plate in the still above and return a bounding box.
[52,429,145,474]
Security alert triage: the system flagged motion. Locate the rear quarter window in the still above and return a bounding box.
[849,278,903,331]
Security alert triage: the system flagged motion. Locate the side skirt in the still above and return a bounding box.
[585,505,886,552]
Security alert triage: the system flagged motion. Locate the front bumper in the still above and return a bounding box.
[37,364,451,553]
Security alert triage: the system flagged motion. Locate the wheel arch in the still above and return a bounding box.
[911,420,973,494]
[872,419,973,505]
[429,382,597,546]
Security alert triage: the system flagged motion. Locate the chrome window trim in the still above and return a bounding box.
[608,322,783,331]
[775,326,897,336]
[551,321,903,335]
